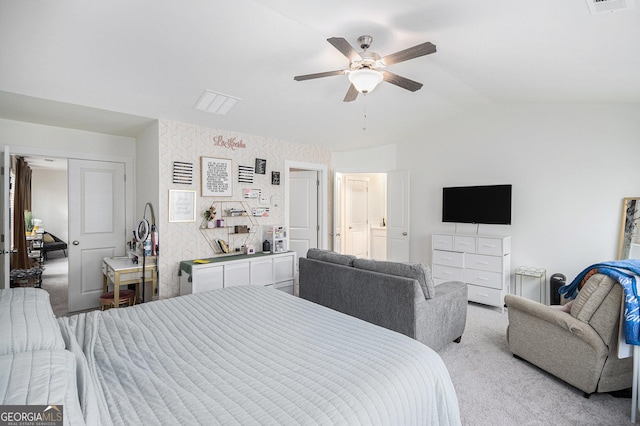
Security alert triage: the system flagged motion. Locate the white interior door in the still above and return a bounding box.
[333,173,343,253]
[68,159,126,312]
[1,146,9,289]
[345,176,368,258]
[387,170,410,262]
[289,170,318,262]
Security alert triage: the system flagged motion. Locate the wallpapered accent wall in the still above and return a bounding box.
[158,120,331,298]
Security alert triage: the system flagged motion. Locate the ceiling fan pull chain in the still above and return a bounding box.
[362,97,368,132]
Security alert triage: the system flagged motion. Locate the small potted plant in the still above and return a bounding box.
[203,205,216,228]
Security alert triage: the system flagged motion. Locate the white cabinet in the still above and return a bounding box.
[370,227,387,260]
[432,233,511,310]
[179,251,296,296]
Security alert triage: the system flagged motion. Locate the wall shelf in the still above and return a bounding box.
[199,200,258,255]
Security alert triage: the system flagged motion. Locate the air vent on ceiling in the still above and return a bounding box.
[586,0,634,14]
[193,90,240,115]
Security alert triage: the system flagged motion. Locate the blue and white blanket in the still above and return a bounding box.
[559,259,640,346]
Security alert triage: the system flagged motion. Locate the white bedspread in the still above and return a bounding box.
[59,286,460,425]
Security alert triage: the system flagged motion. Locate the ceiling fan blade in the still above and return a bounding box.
[327,37,362,62]
[343,84,359,102]
[382,42,436,66]
[382,71,423,92]
[294,69,347,81]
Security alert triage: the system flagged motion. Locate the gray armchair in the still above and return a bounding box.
[505,273,632,396]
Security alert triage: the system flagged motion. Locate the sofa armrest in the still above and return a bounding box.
[505,294,607,358]
[415,281,468,351]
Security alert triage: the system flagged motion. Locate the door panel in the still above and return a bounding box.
[68,160,126,312]
[345,177,368,258]
[387,170,410,262]
[289,170,318,262]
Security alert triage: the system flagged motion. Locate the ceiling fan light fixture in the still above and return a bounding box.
[348,69,383,94]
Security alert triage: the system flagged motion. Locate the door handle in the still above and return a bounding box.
[72,241,80,246]
[335,233,341,237]
[403,232,408,236]
[348,226,353,229]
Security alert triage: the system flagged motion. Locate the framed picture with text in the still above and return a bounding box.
[169,190,197,222]
[201,157,232,196]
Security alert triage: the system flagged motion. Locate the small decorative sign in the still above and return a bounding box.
[212,135,246,150]
[201,157,232,196]
[252,207,270,217]
[255,158,267,174]
[169,190,196,222]
[271,171,280,185]
[243,188,262,199]
[173,161,193,184]
[238,165,254,183]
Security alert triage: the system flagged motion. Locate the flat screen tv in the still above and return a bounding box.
[442,184,512,225]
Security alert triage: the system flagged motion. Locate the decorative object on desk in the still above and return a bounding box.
[255,158,267,174]
[172,161,193,184]
[246,245,256,255]
[238,165,254,184]
[243,188,261,199]
[234,225,249,234]
[202,204,217,228]
[252,207,270,217]
[169,190,196,222]
[216,219,225,227]
[618,197,640,260]
[201,156,232,196]
[217,239,230,253]
[271,171,280,185]
[262,239,271,253]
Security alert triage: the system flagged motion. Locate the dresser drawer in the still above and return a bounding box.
[454,236,476,253]
[477,237,505,256]
[466,253,503,273]
[464,268,502,290]
[433,264,464,281]
[467,284,504,306]
[432,234,453,251]
[432,250,464,268]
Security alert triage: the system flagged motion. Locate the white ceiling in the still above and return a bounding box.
[0,0,638,152]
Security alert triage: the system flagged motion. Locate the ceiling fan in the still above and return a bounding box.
[294,35,436,102]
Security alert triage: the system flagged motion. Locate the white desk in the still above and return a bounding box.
[102,257,157,307]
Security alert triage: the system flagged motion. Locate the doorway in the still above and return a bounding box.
[335,172,387,260]
[11,154,69,316]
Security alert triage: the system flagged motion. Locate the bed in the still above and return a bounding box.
[1,286,461,425]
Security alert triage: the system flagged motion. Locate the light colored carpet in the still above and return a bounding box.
[40,256,69,317]
[439,303,631,426]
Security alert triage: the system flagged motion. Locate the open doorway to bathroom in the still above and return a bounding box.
[334,172,387,260]
[10,155,69,316]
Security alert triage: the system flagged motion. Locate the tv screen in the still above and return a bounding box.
[442,184,512,225]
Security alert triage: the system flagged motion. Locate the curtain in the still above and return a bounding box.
[12,157,32,270]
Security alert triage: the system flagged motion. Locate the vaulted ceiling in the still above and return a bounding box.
[0,0,638,151]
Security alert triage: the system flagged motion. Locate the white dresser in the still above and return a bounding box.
[179,251,296,296]
[432,233,511,310]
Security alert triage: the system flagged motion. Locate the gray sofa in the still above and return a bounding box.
[299,248,468,351]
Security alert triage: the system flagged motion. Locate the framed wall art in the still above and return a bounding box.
[201,156,232,196]
[169,190,197,222]
[255,158,267,174]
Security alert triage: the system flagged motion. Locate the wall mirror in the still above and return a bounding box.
[618,197,640,260]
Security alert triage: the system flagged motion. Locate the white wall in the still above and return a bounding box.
[135,121,160,227]
[332,144,397,172]
[395,103,640,285]
[31,168,68,242]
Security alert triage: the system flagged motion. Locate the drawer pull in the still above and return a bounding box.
[478,277,489,281]
[476,261,489,265]
[477,293,489,297]
[460,242,471,245]
[442,256,453,261]
[443,271,453,275]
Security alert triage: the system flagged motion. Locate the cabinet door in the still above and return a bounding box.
[274,253,295,283]
[224,261,251,287]
[192,265,224,293]
[251,257,274,286]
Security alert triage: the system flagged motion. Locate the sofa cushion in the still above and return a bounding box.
[353,258,435,299]
[571,274,616,323]
[306,248,357,267]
